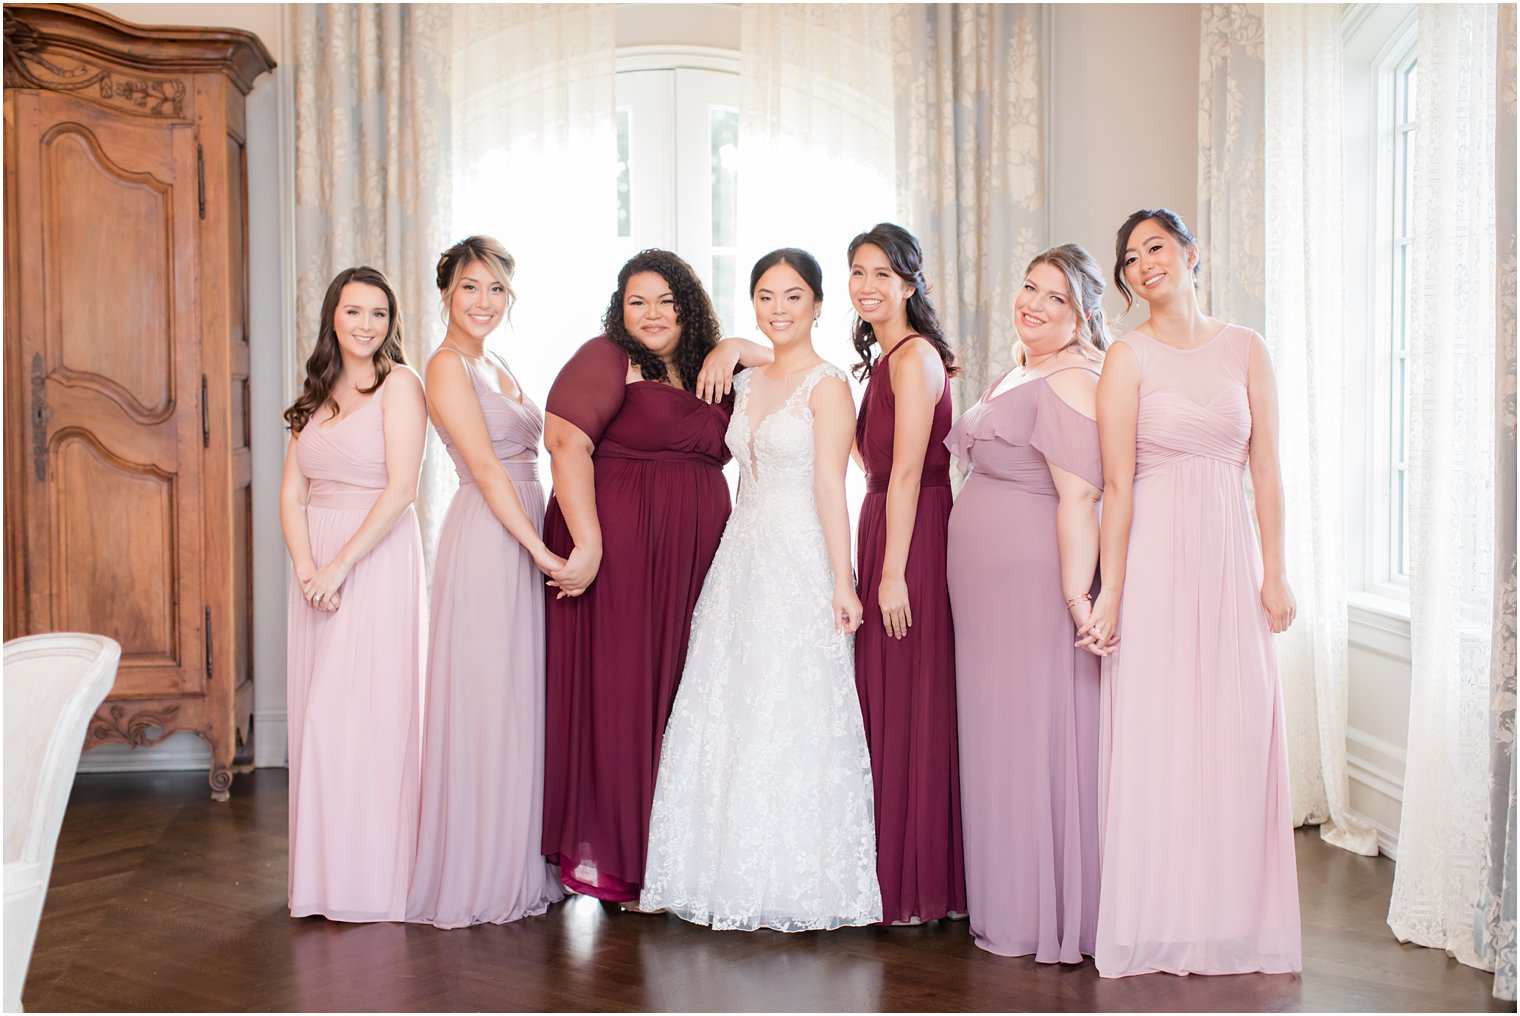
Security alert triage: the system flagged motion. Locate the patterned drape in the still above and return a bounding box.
[1261,3,1378,857]
[1388,1,1500,975]
[290,4,454,560]
[1197,3,1265,332]
[1477,4,1517,1001]
[891,3,1046,411]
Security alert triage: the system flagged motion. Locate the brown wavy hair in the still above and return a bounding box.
[283,266,406,434]
[847,223,959,381]
[601,249,721,392]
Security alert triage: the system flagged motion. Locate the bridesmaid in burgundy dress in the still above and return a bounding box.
[848,223,966,925]
[541,249,770,903]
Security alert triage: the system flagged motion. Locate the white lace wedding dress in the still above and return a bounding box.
[639,363,882,931]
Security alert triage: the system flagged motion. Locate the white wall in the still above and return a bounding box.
[1048,4,1200,326]
[80,3,292,774]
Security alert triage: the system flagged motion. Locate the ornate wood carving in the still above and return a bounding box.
[5,4,272,799]
[88,701,182,747]
[5,12,187,119]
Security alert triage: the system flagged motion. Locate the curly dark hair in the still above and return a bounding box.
[601,249,722,392]
[283,266,406,434]
[847,223,959,382]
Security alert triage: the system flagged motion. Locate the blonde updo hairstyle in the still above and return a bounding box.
[1012,242,1111,367]
[436,234,516,325]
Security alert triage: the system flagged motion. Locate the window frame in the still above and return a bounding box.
[1344,3,1418,609]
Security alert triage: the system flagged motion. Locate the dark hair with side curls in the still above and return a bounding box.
[1113,208,1199,315]
[749,247,824,301]
[283,266,407,434]
[847,223,958,381]
[602,249,722,392]
[436,235,516,324]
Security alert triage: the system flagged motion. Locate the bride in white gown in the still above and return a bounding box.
[640,249,882,931]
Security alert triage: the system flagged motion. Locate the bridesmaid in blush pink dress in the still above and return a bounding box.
[406,237,564,928]
[281,266,427,922]
[848,223,966,925]
[1085,209,1301,977]
[946,244,1109,963]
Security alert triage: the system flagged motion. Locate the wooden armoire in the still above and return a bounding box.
[3,4,274,800]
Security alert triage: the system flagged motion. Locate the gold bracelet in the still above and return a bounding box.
[1065,593,1090,609]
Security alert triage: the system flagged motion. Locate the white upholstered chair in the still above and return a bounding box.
[4,633,120,1013]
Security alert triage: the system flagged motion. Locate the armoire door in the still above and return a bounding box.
[6,88,207,701]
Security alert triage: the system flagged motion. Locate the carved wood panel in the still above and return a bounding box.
[11,88,203,699]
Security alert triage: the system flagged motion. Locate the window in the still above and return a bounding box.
[1344,3,1417,603]
[615,62,745,334]
[1372,25,1418,592]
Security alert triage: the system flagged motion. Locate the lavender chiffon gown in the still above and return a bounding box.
[946,368,1103,962]
[1095,325,1301,977]
[286,373,424,922]
[407,350,563,927]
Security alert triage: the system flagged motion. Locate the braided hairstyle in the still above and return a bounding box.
[847,223,958,381]
[602,249,722,392]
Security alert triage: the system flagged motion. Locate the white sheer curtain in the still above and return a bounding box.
[449,3,619,467]
[738,3,896,379]
[1388,1,1499,973]
[1261,4,1378,856]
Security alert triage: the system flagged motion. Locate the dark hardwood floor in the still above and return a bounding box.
[22,770,1504,1012]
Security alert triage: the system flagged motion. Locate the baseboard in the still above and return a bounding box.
[253,710,288,768]
[1347,805,1400,859]
[77,731,211,773]
[77,716,289,773]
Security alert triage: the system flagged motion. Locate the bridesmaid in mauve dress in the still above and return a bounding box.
[407,237,564,928]
[1086,208,1301,977]
[946,244,1110,962]
[848,223,966,925]
[280,266,427,922]
[541,249,771,902]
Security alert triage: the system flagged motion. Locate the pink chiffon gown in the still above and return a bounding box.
[854,334,966,925]
[1095,325,1301,977]
[286,372,424,922]
[946,368,1102,962]
[406,350,563,927]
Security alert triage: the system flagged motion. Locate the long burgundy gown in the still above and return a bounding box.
[541,336,733,902]
[854,334,966,924]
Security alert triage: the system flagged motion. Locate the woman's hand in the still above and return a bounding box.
[302,559,349,613]
[877,572,912,639]
[1067,596,1105,657]
[695,338,743,403]
[833,581,864,635]
[1077,589,1120,655]
[547,544,602,599]
[1261,574,1297,633]
[531,543,569,579]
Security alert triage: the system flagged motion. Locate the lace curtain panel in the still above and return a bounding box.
[1476,3,1516,1001]
[1197,3,1265,332]
[1200,2,1375,854]
[1387,0,1500,978]
[1261,2,1378,857]
[290,3,454,562]
[890,3,1047,410]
